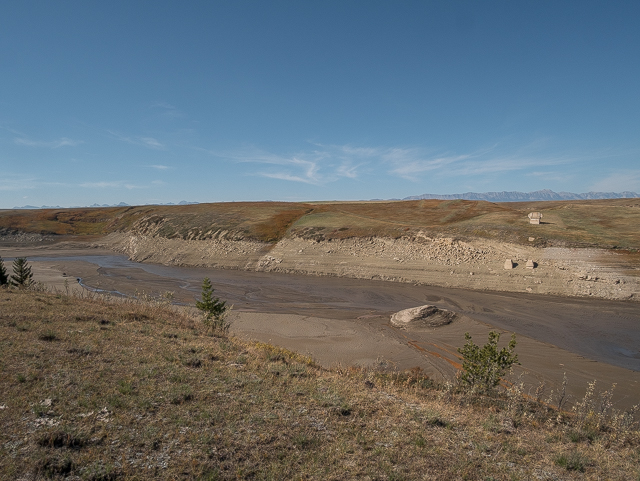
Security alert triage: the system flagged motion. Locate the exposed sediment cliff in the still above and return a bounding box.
[99,232,639,301]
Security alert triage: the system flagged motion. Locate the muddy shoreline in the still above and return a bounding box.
[99,232,640,302]
[2,240,639,410]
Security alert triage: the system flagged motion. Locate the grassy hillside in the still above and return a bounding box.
[0,288,638,479]
[2,197,640,249]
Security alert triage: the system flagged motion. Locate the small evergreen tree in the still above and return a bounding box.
[458,331,519,391]
[196,277,229,334]
[10,257,33,288]
[0,256,8,286]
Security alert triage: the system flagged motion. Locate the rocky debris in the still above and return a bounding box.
[96,232,640,302]
[578,273,599,281]
[286,235,498,266]
[256,255,283,270]
[390,305,457,330]
[102,233,268,268]
[0,228,54,243]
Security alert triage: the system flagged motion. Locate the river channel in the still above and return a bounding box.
[17,253,640,373]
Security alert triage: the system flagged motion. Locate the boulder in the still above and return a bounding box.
[504,259,514,269]
[390,305,456,330]
[526,259,535,269]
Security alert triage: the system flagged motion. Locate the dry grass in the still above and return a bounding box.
[291,198,640,249]
[0,207,130,236]
[1,288,639,480]
[252,208,313,242]
[2,198,640,249]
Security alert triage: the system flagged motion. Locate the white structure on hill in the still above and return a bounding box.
[528,212,543,224]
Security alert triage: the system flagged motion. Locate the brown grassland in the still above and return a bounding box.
[1,197,640,249]
[1,287,639,480]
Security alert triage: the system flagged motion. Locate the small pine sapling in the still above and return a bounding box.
[458,331,519,392]
[196,277,230,335]
[10,257,33,288]
[0,256,8,286]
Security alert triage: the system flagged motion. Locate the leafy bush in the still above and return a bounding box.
[457,331,519,391]
[195,277,230,335]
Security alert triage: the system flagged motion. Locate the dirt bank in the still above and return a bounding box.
[3,244,638,409]
[229,311,640,411]
[99,232,639,302]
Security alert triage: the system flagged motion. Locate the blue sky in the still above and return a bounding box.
[1,1,639,208]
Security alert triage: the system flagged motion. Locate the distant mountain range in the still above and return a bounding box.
[403,189,639,202]
[8,190,640,209]
[11,201,199,210]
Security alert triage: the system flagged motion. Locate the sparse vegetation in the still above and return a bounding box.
[196,277,230,335]
[555,450,591,472]
[10,257,33,288]
[2,197,640,248]
[457,331,520,392]
[0,256,8,285]
[38,329,58,342]
[0,288,638,479]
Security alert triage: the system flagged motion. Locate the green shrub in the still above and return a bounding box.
[10,257,33,288]
[457,331,519,391]
[195,277,230,335]
[0,256,8,286]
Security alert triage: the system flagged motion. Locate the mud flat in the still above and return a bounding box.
[2,241,639,410]
[100,232,640,302]
[230,311,640,411]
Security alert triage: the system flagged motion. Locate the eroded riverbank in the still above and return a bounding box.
[2,242,639,410]
[99,232,640,302]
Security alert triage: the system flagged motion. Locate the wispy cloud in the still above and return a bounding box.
[384,149,473,179]
[205,149,323,185]
[260,172,315,184]
[336,163,360,179]
[107,130,165,150]
[0,175,71,193]
[150,102,176,110]
[383,143,581,181]
[149,102,185,120]
[14,137,82,148]
[151,164,170,170]
[140,137,164,149]
[526,171,576,183]
[205,144,375,185]
[252,154,323,185]
[201,140,628,192]
[79,180,144,190]
[589,170,640,192]
[0,174,38,191]
[1,175,157,195]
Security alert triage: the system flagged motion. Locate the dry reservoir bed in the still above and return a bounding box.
[1,243,639,410]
